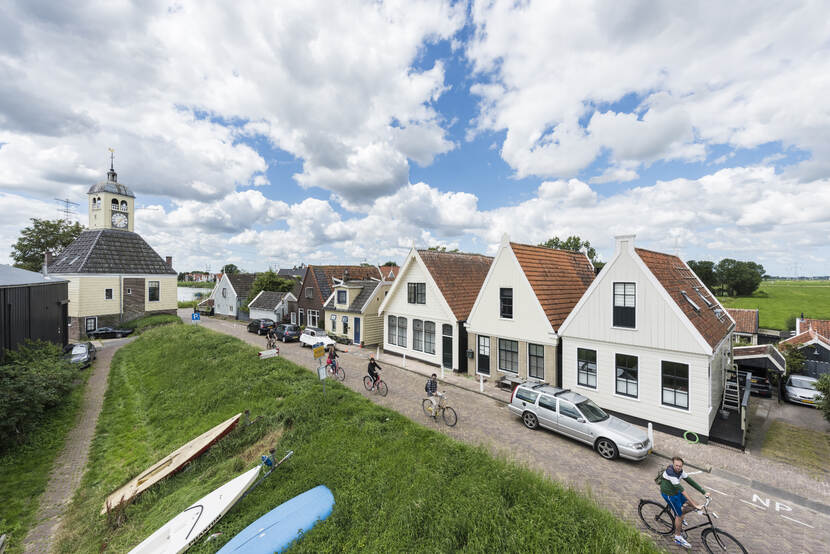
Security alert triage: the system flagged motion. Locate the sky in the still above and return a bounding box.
[1,0,829,277]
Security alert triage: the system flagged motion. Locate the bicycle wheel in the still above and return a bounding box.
[637,500,674,535]
[701,528,747,553]
[363,375,373,390]
[442,406,458,427]
[335,366,345,381]
[422,399,434,417]
[377,380,388,397]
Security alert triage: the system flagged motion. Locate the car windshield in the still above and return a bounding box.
[576,398,609,422]
[71,345,86,355]
[790,377,816,390]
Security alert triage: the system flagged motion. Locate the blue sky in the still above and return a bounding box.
[1,1,829,276]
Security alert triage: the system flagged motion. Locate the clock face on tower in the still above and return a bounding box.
[111,212,128,229]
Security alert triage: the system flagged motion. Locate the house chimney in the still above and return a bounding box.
[166,256,173,268]
[43,251,54,275]
[343,268,349,281]
[614,234,636,256]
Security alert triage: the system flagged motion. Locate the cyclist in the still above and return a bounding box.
[425,373,440,416]
[658,456,710,549]
[367,356,382,390]
[266,326,277,348]
[326,344,338,374]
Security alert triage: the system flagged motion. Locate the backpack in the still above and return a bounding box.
[654,469,664,486]
[425,381,429,393]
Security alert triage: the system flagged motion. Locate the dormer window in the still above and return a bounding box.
[337,290,347,304]
[613,282,635,328]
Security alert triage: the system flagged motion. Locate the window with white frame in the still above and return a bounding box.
[500,288,513,319]
[397,317,407,347]
[388,315,397,344]
[615,353,638,397]
[407,283,426,304]
[305,287,313,298]
[613,282,635,328]
[331,314,337,332]
[148,281,160,302]
[222,287,227,298]
[413,319,424,351]
[337,290,347,304]
[85,317,97,332]
[528,343,544,380]
[662,361,689,409]
[298,308,304,324]
[498,338,518,373]
[423,321,436,354]
[291,311,296,324]
[105,288,113,300]
[307,310,319,328]
[577,348,597,388]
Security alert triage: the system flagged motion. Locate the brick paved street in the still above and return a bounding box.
[184,312,829,552]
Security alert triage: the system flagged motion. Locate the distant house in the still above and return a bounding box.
[780,318,830,378]
[278,267,308,281]
[248,290,297,323]
[211,273,257,319]
[558,235,735,442]
[465,236,595,387]
[0,265,69,362]
[181,272,213,282]
[296,265,388,328]
[324,275,395,346]
[378,248,492,371]
[727,308,759,345]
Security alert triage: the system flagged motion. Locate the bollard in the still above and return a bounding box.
[402,353,406,368]
[441,366,444,379]
[648,422,654,451]
[479,374,484,393]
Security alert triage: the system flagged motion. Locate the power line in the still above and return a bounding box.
[54,198,80,221]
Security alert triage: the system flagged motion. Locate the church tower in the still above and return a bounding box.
[87,152,135,232]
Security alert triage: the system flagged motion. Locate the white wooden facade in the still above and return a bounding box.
[558,235,734,437]
[248,291,297,322]
[212,274,239,317]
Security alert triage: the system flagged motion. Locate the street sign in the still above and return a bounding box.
[191,312,200,322]
[312,344,326,359]
[317,365,327,380]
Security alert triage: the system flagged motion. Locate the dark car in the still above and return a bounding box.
[87,327,134,339]
[63,342,97,368]
[247,319,276,335]
[737,369,772,397]
[275,323,301,342]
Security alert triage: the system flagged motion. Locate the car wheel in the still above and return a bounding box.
[522,411,539,430]
[595,438,618,460]
[115,333,122,338]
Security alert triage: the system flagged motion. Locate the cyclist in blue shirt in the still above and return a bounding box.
[659,456,709,548]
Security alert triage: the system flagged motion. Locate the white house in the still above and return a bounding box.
[211,273,257,319]
[378,249,492,371]
[465,236,595,387]
[248,290,298,323]
[558,235,734,441]
[323,277,394,346]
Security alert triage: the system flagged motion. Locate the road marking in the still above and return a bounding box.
[781,515,814,528]
[739,499,766,510]
[707,487,729,497]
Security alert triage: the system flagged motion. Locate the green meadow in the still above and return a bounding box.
[55,325,658,553]
[717,280,830,330]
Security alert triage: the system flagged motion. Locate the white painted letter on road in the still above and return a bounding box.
[775,502,792,512]
[752,495,770,508]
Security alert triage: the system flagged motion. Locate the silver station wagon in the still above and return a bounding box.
[508,383,651,461]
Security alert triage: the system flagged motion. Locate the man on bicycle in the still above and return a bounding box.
[659,456,709,549]
[367,356,382,390]
[425,373,440,416]
[266,326,277,347]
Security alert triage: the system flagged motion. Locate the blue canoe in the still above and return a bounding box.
[217,485,334,554]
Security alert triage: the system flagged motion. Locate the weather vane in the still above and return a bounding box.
[108,147,115,170]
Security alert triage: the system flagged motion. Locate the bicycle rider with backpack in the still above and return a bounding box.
[367,356,382,390]
[657,456,710,549]
[425,373,440,416]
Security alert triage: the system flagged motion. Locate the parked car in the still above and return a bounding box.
[784,375,821,407]
[275,323,301,342]
[507,382,650,461]
[737,369,773,397]
[247,318,276,335]
[299,327,335,348]
[87,327,134,339]
[63,342,97,368]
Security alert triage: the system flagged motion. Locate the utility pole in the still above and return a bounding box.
[54,198,80,221]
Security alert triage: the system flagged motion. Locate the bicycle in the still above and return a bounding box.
[421,392,457,427]
[265,336,278,350]
[325,359,346,381]
[638,497,746,553]
[363,372,388,396]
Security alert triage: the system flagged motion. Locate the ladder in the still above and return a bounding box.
[722,363,741,411]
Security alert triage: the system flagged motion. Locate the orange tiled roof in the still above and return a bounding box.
[378,265,398,281]
[510,243,596,331]
[726,308,759,334]
[781,327,830,347]
[800,318,830,337]
[635,248,733,350]
[417,250,493,320]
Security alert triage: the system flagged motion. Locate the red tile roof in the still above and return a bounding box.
[510,243,596,332]
[378,265,398,281]
[635,248,733,350]
[781,327,830,347]
[417,250,493,320]
[726,308,759,334]
[799,318,830,337]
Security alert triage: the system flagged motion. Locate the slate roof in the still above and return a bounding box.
[635,248,733,350]
[727,308,759,334]
[249,290,289,310]
[324,280,379,312]
[47,230,175,274]
[88,178,135,198]
[227,273,257,299]
[311,266,383,300]
[799,318,830,338]
[278,267,307,280]
[510,243,596,331]
[417,250,493,321]
[0,264,68,287]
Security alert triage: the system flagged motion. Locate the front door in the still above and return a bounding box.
[442,324,453,369]
[477,335,490,375]
[354,317,361,344]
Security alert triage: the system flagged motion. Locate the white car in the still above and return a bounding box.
[299,327,335,348]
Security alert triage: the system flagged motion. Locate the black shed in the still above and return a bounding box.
[0,265,69,363]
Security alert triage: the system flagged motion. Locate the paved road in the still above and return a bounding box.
[184,313,829,553]
[22,337,133,554]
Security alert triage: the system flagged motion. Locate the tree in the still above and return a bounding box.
[815,374,830,423]
[427,246,459,253]
[381,261,398,267]
[221,263,241,275]
[780,344,806,375]
[539,235,599,265]
[11,218,85,272]
[687,260,717,292]
[715,259,765,296]
[243,270,296,312]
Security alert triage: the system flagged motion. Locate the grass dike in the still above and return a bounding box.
[55,325,659,553]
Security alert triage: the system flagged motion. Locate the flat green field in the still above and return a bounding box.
[717,280,830,331]
[55,326,657,553]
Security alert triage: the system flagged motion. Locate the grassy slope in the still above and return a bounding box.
[0,371,90,554]
[56,326,657,553]
[122,314,182,333]
[717,280,830,330]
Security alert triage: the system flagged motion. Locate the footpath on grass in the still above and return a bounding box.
[21,337,133,554]
[185,311,830,553]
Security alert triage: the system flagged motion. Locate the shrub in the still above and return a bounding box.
[0,340,77,448]
[815,374,830,423]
